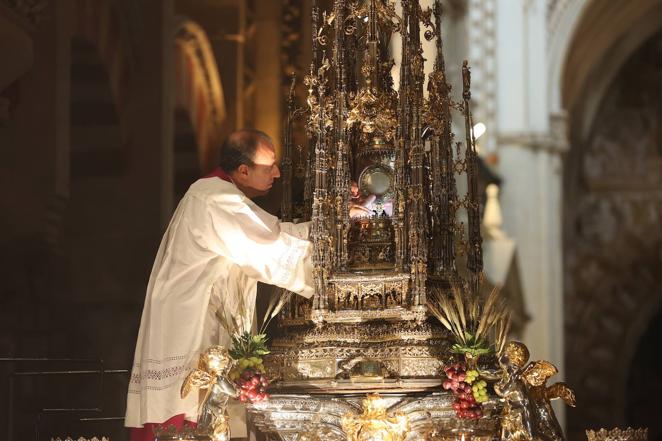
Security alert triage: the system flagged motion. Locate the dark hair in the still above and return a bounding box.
[219,129,273,172]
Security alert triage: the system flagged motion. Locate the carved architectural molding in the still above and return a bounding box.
[546,0,577,48]
[497,126,568,155]
[549,111,569,151]
[546,0,576,112]
[467,0,497,153]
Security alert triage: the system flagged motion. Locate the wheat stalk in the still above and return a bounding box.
[260,288,293,333]
[427,285,511,355]
[215,306,239,336]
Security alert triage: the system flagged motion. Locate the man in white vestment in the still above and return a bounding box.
[125,129,313,441]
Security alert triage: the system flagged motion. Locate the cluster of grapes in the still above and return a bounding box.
[442,364,484,420]
[229,332,272,404]
[465,369,488,404]
[236,368,269,403]
[229,357,265,380]
[229,357,269,403]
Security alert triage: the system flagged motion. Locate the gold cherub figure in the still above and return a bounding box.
[181,346,238,441]
[494,341,576,441]
[341,393,409,441]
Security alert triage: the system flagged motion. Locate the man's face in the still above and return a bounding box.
[237,141,281,197]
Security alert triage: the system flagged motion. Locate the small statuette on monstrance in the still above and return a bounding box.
[155,346,238,441]
[494,341,576,441]
[341,394,409,441]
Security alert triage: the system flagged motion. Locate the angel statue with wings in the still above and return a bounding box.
[494,341,576,441]
[181,346,238,441]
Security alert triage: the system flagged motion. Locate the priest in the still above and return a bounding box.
[125,129,313,441]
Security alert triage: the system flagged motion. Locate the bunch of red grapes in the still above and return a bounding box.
[442,363,483,420]
[236,368,269,403]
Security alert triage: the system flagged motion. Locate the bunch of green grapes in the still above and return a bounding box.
[465,369,479,384]
[228,356,265,381]
[471,380,488,403]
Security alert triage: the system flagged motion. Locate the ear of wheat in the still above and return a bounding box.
[216,287,293,361]
[427,286,511,357]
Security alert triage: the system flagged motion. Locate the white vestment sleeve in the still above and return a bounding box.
[199,194,314,299]
[280,221,311,240]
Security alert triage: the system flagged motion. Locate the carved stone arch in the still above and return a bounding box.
[563,27,662,438]
[547,0,588,113]
[174,18,227,174]
[72,0,133,113]
[555,0,662,141]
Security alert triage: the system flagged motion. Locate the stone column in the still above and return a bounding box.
[493,0,567,421]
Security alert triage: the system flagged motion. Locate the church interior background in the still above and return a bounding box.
[1,0,661,440]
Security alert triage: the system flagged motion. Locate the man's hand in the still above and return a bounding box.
[349,203,372,218]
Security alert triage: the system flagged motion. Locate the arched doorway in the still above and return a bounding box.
[563,19,662,440]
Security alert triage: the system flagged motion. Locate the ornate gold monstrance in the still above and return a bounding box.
[252,0,496,439]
